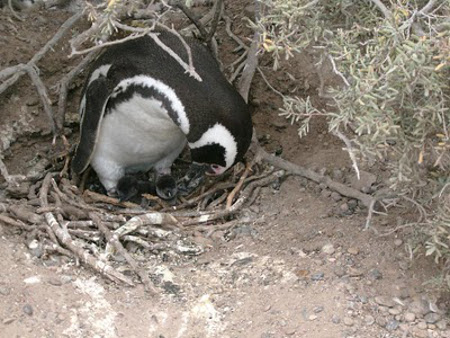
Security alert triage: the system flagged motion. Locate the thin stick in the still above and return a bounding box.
[226,163,252,209]
[369,0,393,20]
[332,129,361,180]
[90,212,157,294]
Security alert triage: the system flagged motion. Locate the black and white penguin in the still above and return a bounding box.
[71,31,253,200]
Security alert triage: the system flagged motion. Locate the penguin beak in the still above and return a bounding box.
[205,165,226,176]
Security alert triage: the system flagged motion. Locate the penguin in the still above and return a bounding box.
[71,31,253,200]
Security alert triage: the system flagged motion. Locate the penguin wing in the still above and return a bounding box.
[71,76,111,174]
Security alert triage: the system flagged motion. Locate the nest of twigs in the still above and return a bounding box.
[0,156,283,294]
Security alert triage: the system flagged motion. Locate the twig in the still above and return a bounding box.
[205,0,224,42]
[175,1,210,39]
[39,174,134,286]
[90,212,157,294]
[82,190,141,209]
[26,65,57,137]
[7,0,24,21]
[226,162,252,209]
[369,0,393,20]
[253,144,375,208]
[332,129,361,180]
[114,213,179,238]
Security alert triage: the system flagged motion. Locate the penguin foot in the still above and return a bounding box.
[177,163,207,196]
[156,174,178,201]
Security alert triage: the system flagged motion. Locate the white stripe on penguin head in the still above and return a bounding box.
[188,123,238,169]
[112,75,190,135]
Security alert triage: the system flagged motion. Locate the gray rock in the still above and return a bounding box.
[343,317,354,326]
[404,312,416,322]
[424,312,441,324]
[364,315,375,325]
[311,272,324,281]
[23,304,33,316]
[386,319,399,331]
[331,192,342,201]
[313,306,324,313]
[368,268,383,280]
[376,316,387,327]
[375,296,396,308]
[436,320,447,330]
[331,315,340,324]
[334,266,345,277]
[409,299,430,317]
[349,170,377,191]
[321,189,332,198]
[417,321,427,330]
[322,244,335,255]
[0,286,10,296]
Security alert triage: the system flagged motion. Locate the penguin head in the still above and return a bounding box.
[189,122,252,176]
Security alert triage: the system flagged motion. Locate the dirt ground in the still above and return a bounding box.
[1,2,449,338]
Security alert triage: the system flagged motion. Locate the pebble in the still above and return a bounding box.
[331,315,341,324]
[313,306,324,313]
[343,317,354,326]
[47,277,63,286]
[394,239,403,247]
[376,316,387,327]
[322,244,335,255]
[409,299,430,316]
[23,304,33,316]
[334,266,345,277]
[386,319,399,331]
[412,328,427,337]
[424,312,441,324]
[368,268,383,280]
[331,192,342,201]
[417,321,428,330]
[309,314,317,321]
[340,203,349,213]
[389,307,402,315]
[347,268,363,277]
[311,272,324,281]
[436,320,447,330]
[404,312,416,322]
[364,315,375,325]
[284,328,296,336]
[347,247,359,255]
[0,286,10,296]
[321,189,331,198]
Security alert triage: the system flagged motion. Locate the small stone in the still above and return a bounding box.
[331,315,340,324]
[404,313,416,322]
[311,272,324,281]
[359,295,368,304]
[412,328,427,338]
[349,170,377,191]
[389,307,402,315]
[375,296,396,308]
[340,203,349,213]
[386,319,399,331]
[0,286,10,296]
[331,192,342,202]
[309,314,317,321]
[23,304,33,316]
[60,275,73,284]
[3,318,15,325]
[347,247,359,255]
[284,328,296,336]
[417,321,427,330]
[263,305,272,312]
[347,268,363,277]
[334,266,345,277]
[436,320,447,330]
[368,268,383,280]
[313,306,324,313]
[409,299,430,317]
[321,189,331,198]
[347,199,358,209]
[394,239,403,247]
[322,244,335,255]
[343,317,354,326]
[376,316,387,327]
[364,315,375,325]
[333,169,344,180]
[47,277,63,286]
[424,312,441,324]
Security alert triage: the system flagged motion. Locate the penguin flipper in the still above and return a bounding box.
[71,77,111,174]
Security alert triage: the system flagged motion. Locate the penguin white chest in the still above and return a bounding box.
[90,95,186,189]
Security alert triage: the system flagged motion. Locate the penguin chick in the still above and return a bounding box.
[71,31,253,200]
[116,175,156,202]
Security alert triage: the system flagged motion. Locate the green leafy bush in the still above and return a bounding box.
[259,0,450,273]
